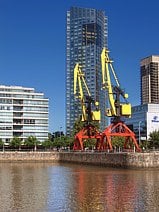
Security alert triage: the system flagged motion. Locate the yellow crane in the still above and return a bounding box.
[74,63,100,123]
[73,63,101,150]
[98,48,141,152]
[101,48,131,120]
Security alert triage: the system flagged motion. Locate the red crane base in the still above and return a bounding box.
[73,125,102,151]
[97,122,141,152]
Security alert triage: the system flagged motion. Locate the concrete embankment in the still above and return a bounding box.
[0,151,158,168]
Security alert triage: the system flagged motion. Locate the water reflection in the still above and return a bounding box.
[0,163,49,211]
[0,163,158,211]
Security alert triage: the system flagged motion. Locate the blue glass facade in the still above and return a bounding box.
[126,104,159,141]
[66,7,108,135]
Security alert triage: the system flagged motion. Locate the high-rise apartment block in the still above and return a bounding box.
[126,55,159,141]
[141,55,159,104]
[66,7,108,135]
[0,85,48,142]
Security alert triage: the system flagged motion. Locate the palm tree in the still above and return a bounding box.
[24,136,39,151]
[10,137,21,150]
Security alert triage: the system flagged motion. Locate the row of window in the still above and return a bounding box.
[0,106,11,110]
[23,132,48,137]
[13,119,48,125]
[0,126,48,131]
[0,99,48,106]
[0,93,44,99]
[0,99,12,104]
[0,126,12,130]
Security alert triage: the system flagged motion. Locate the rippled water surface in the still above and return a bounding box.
[0,162,159,211]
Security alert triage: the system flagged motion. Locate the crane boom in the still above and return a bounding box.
[101,48,131,120]
[74,63,100,123]
[74,63,91,99]
[101,49,116,116]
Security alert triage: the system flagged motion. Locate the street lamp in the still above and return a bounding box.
[138,121,142,145]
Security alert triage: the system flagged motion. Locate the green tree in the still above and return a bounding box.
[10,137,21,149]
[0,139,4,151]
[51,136,74,150]
[24,136,39,151]
[0,138,3,148]
[64,136,74,149]
[111,136,125,150]
[139,140,149,150]
[149,130,159,148]
[52,137,62,149]
[84,138,96,150]
[42,139,53,150]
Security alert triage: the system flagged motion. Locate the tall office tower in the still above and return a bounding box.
[0,85,49,142]
[141,55,159,104]
[66,7,107,135]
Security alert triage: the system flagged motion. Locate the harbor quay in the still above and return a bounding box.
[0,151,158,168]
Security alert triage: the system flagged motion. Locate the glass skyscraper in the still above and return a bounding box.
[66,7,108,135]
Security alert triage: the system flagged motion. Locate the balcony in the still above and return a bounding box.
[13,119,23,125]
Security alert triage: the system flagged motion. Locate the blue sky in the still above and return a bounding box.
[0,0,159,133]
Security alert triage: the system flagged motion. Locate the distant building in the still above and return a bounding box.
[126,55,159,141]
[0,85,48,142]
[66,6,108,135]
[126,104,159,141]
[141,55,159,104]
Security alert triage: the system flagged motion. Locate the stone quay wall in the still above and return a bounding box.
[0,152,60,162]
[0,151,159,168]
[59,152,159,168]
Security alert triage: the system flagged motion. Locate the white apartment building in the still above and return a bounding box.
[0,85,49,142]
